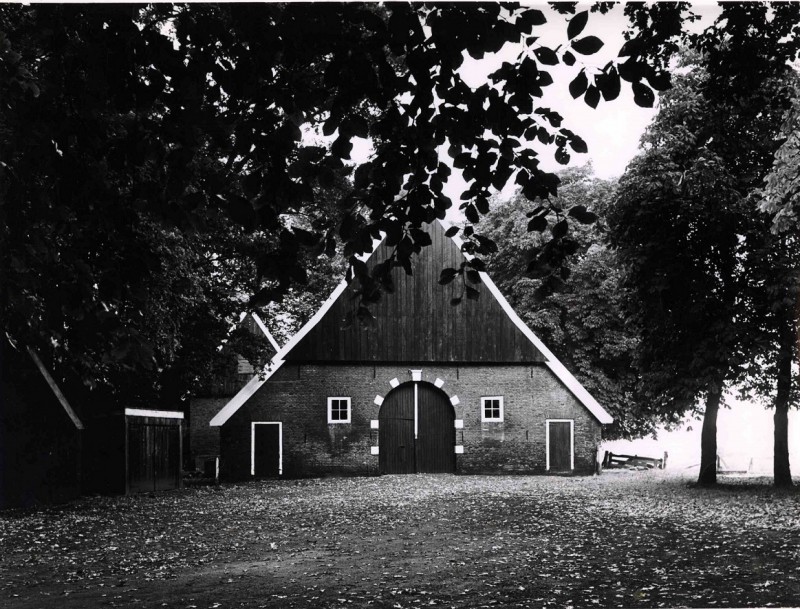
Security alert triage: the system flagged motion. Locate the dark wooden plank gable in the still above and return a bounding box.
[286,220,546,363]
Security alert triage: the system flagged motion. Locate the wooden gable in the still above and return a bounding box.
[286,220,546,363]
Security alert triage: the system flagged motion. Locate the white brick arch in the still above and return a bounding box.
[373,370,458,412]
[370,370,464,456]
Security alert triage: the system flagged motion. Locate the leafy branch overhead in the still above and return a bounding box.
[3,2,799,394]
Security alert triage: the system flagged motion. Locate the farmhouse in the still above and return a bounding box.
[211,220,612,478]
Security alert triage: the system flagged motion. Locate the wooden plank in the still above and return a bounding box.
[548,422,572,471]
[286,221,547,363]
[379,384,416,474]
[416,384,455,473]
[26,347,84,430]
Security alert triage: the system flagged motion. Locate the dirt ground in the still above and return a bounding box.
[2,471,800,608]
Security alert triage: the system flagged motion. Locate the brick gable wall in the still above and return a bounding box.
[220,363,602,479]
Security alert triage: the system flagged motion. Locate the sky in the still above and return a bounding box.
[442,2,724,203]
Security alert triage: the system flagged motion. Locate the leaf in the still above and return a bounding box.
[646,71,671,91]
[517,8,547,32]
[439,268,459,285]
[596,68,621,101]
[567,11,588,40]
[322,115,339,137]
[534,47,559,66]
[569,70,588,99]
[569,135,588,154]
[444,226,459,238]
[551,219,568,238]
[410,228,432,247]
[349,115,370,139]
[617,58,645,83]
[450,296,462,306]
[249,286,280,307]
[632,81,655,107]
[584,85,600,109]
[562,50,576,66]
[465,285,480,300]
[618,37,642,57]
[331,136,353,159]
[469,257,487,272]
[527,215,548,232]
[474,234,498,253]
[291,227,320,246]
[243,172,262,198]
[568,205,598,224]
[571,36,603,55]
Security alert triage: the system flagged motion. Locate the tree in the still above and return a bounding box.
[0,3,684,400]
[608,47,800,486]
[478,166,650,440]
[760,90,800,234]
[757,90,800,487]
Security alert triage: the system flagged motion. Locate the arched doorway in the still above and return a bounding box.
[379,381,455,474]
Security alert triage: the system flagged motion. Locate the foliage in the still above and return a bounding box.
[760,89,800,234]
[0,3,686,396]
[479,166,649,440]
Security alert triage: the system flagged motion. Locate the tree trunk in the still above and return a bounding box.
[698,390,721,486]
[774,317,793,488]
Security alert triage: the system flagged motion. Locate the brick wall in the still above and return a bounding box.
[189,398,226,470]
[220,363,603,480]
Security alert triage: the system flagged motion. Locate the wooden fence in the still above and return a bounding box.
[603,451,668,470]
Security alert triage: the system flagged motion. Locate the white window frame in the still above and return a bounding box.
[250,421,283,476]
[481,396,504,422]
[545,419,574,471]
[327,396,352,424]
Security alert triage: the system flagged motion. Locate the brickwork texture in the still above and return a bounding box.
[220,363,602,480]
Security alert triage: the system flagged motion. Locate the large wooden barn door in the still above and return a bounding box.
[379,382,454,474]
[547,420,573,471]
[379,384,416,474]
[416,384,455,473]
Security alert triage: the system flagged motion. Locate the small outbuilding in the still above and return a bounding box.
[211,220,612,479]
[84,409,184,495]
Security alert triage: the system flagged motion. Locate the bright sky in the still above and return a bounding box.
[440,2,724,205]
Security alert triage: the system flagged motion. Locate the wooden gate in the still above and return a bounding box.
[547,420,573,471]
[127,414,182,493]
[379,382,455,474]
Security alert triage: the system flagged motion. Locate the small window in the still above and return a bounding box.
[481,396,504,422]
[328,397,351,424]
